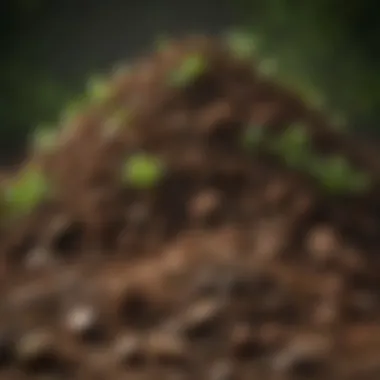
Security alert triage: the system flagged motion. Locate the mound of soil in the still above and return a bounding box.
[1,36,380,379]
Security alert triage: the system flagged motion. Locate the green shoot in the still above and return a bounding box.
[225,31,258,60]
[311,155,371,195]
[32,124,58,153]
[168,53,208,88]
[86,75,112,102]
[4,164,50,219]
[60,96,88,124]
[122,153,165,189]
[270,124,311,169]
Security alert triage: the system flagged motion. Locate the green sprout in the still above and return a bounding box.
[60,96,88,124]
[168,53,208,88]
[270,124,311,169]
[122,153,165,189]
[32,124,59,153]
[86,75,112,102]
[4,164,50,219]
[311,155,371,195]
[225,31,258,60]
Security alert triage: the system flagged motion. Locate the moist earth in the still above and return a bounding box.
[1,36,380,379]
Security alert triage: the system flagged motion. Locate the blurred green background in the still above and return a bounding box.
[1,0,379,165]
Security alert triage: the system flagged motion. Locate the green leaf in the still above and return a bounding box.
[270,124,311,169]
[32,124,58,153]
[225,31,259,60]
[86,75,112,102]
[122,154,165,189]
[168,54,208,87]
[4,164,50,219]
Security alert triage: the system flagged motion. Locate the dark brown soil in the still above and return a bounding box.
[1,36,380,379]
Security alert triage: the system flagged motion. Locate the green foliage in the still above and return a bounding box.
[269,124,312,170]
[3,164,50,219]
[86,75,112,102]
[31,124,58,153]
[225,31,259,60]
[168,53,208,88]
[311,155,371,195]
[122,153,165,189]
[242,123,371,195]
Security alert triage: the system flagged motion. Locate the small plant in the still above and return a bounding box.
[3,164,50,220]
[60,96,88,124]
[122,153,165,189]
[31,124,59,153]
[225,31,258,60]
[311,155,371,195]
[269,124,312,169]
[168,53,208,88]
[86,75,112,102]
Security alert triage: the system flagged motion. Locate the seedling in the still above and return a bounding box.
[270,124,311,169]
[61,96,88,124]
[311,155,371,195]
[32,124,58,153]
[168,53,208,88]
[4,164,50,220]
[86,75,113,102]
[122,153,165,189]
[225,31,258,60]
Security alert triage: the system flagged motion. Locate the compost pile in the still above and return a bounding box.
[1,36,380,380]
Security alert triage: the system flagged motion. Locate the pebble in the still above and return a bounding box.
[16,329,61,374]
[306,225,341,265]
[182,300,222,340]
[147,331,187,366]
[64,304,106,343]
[113,334,146,368]
[272,333,332,377]
[209,361,236,380]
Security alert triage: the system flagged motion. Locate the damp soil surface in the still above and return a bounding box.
[1,36,380,379]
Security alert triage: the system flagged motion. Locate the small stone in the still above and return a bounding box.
[253,219,289,261]
[114,334,146,368]
[64,305,105,343]
[147,331,187,366]
[272,334,332,377]
[24,247,54,270]
[209,361,236,380]
[306,225,341,265]
[182,300,222,341]
[16,330,62,374]
[188,189,221,221]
